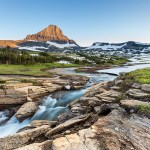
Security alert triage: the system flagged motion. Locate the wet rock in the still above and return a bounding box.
[16,140,52,150]
[141,84,150,93]
[121,99,149,110]
[0,125,50,150]
[16,102,38,122]
[46,115,90,138]
[31,120,57,128]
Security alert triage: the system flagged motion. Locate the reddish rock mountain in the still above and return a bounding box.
[0,25,77,49]
[25,25,76,44]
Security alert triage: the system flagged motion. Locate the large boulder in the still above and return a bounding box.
[16,102,38,122]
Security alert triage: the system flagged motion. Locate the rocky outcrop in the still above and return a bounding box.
[0,73,150,150]
[0,85,27,108]
[25,25,77,45]
[46,115,90,138]
[121,99,149,110]
[16,102,38,122]
[92,109,150,150]
[126,89,150,100]
[0,125,50,150]
[51,130,98,150]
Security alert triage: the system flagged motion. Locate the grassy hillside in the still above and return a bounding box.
[126,68,150,84]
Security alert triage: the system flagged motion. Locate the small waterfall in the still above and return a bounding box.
[0,115,30,138]
[0,71,118,138]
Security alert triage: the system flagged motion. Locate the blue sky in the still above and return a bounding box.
[0,0,150,46]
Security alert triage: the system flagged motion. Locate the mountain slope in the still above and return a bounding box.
[24,25,76,45]
[0,25,78,51]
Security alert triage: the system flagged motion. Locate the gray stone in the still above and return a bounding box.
[46,115,90,138]
[126,89,150,99]
[141,84,150,93]
[16,102,38,122]
[115,80,123,86]
[132,83,141,89]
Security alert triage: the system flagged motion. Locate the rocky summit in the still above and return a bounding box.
[25,25,76,44]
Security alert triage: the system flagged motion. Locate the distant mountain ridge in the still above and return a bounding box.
[85,41,150,51]
[0,25,78,51]
[0,25,150,53]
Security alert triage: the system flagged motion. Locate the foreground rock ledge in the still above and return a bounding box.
[0,125,50,150]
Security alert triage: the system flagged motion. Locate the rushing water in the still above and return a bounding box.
[0,54,150,138]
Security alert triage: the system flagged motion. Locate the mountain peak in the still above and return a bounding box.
[25,25,76,44]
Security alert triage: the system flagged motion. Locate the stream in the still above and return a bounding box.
[0,54,150,138]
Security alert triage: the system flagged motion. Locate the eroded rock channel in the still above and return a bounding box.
[0,64,150,150]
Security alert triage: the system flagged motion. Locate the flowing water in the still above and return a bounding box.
[0,54,150,138]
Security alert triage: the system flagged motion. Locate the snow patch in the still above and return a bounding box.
[85,43,127,50]
[19,46,48,51]
[47,41,77,48]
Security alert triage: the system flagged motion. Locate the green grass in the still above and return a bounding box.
[137,104,150,114]
[0,63,79,76]
[126,68,150,84]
